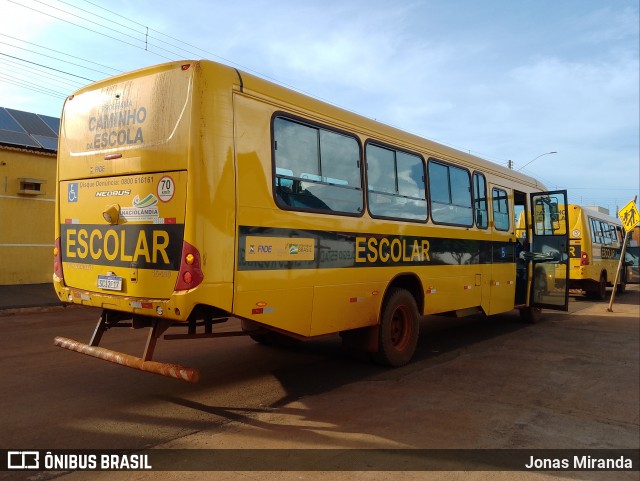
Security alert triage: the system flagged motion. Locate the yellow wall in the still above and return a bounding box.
[0,147,56,285]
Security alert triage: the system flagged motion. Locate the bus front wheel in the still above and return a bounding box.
[520,306,542,323]
[372,288,419,367]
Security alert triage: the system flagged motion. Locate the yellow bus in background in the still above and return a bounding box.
[625,226,640,284]
[566,205,627,298]
[53,60,570,382]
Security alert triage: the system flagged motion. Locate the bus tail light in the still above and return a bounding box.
[53,237,64,280]
[175,241,203,291]
[581,252,589,266]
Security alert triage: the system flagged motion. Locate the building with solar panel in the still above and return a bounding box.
[0,107,59,285]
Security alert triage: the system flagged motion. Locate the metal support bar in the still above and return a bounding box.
[54,336,200,383]
[142,319,172,361]
[89,313,108,346]
[608,229,631,312]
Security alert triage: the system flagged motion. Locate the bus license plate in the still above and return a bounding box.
[97,275,123,291]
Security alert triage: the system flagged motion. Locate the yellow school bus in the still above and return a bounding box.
[53,60,570,382]
[566,205,627,298]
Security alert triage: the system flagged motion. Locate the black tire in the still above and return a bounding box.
[520,306,542,323]
[616,281,626,295]
[587,273,607,301]
[372,288,420,367]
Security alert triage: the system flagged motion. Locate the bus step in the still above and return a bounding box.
[53,336,200,383]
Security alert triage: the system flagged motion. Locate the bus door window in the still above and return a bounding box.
[492,188,510,231]
[514,190,529,305]
[473,172,488,229]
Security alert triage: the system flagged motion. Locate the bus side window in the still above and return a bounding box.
[492,187,510,231]
[428,160,473,226]
[273,117,363,215]
[366,144,427,221]
[589,218,602,244]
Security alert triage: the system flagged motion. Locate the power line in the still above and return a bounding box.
[30,0,191,60]
[7,0,175,61]
[0,57,85,89]
[54,0,147,42]
[58,0,196,59]
[0,73,68,99]
[0,52,95,81]
[0,39,114,76]
[76,0,356,100]
[0,33,122,74]
[79,0,242,64]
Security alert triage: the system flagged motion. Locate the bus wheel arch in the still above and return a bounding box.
[341,274,423,361]
[383,273,424,314]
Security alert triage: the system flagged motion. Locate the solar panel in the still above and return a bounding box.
[0,129,41,148]
[38,114,60,136]
[0,108,25,133]
[32,135,59,151]
[6,108,54,136]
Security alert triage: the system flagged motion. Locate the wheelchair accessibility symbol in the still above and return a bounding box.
[68,183,78,202]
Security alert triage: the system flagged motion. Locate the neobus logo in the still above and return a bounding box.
[61,224,184,270]
[95,190,131,197]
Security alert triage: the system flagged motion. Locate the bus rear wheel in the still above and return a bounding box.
[372,288,419,367]
[587,273,607,300]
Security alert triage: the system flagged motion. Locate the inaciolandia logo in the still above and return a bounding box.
[133,194,158,208]
[121,194,159,221]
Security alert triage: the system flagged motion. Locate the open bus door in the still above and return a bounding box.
[527,191,570,311]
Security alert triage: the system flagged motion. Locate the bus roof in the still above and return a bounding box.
[229,61,546,190]
[572,204,622,225]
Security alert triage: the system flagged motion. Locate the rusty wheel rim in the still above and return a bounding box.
[389,305,412,351]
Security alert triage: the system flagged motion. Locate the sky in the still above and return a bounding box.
[1,0,638,213]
